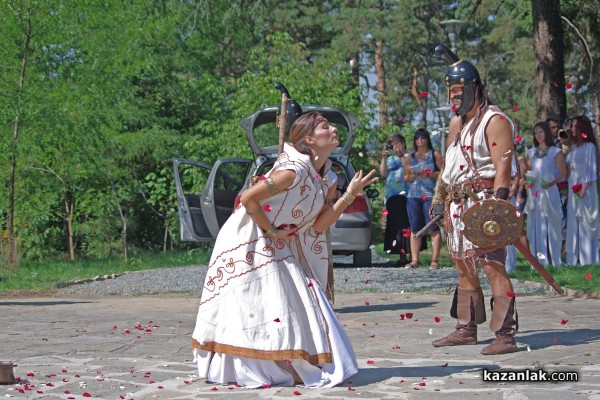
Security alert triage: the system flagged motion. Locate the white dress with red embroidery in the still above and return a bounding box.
[191,143,357,388]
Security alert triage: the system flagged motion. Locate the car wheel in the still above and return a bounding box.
[353,249,372,267]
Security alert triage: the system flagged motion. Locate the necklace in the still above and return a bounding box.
[534,147,549,158]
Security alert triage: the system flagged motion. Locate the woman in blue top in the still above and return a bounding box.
[403,128,444,269]
[379,133,411,263]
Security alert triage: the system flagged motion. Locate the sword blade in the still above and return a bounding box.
[413,215,443,239]
[513,240,564,295]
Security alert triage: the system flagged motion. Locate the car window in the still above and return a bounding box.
[213,162,252,192]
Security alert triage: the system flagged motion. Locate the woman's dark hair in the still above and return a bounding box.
[532,121,554,147]
[570,115,597,146]
[412,128,433,152]
[289,111,323,156]
[387,132,406,147]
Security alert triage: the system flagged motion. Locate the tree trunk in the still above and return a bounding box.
[532,0,566,121]
[7,8,33,267]
[64,191,75,261]
[375,36,388,127]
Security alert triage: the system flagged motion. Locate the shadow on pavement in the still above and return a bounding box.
[336,301,438,313]
[0,300,93,306]
[516,328,600,349]
[350,363,500,385]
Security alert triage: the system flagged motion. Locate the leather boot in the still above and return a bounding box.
[432,322,477,346]
[432,287,484,347]
[481,296,518,355]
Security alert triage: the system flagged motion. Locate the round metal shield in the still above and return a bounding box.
[461,199,523,249]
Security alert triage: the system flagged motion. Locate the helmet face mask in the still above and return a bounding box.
[449,82,477,116]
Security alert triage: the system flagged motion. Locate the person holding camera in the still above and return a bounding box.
[379,133,411,264]
[403,128,444,270]
[523,121,566,266]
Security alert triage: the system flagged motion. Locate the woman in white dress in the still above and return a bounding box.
[565,115,600,266]
[524,121,566,266]
[191,112,377,388]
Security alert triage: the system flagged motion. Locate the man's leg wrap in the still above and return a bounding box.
[450,287,486,325]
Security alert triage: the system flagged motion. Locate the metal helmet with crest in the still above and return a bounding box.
[435,43,481,116]
[274,82,302,130]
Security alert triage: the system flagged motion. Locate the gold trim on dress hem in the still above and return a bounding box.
[192,339,333,365]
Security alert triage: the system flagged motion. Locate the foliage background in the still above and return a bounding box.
[0,0,597,263]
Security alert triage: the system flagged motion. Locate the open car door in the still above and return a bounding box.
[173,158,252,242]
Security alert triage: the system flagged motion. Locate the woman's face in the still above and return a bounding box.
[391,139,406,153]
[415,134,428,148]
[311,119,339,150]
[569,119,579,142]
[533,126,546,146]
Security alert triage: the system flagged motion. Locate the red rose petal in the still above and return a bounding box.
[513,105,519,112]
[365,301,370,306]
[307,282,313,287]
[582,133,588,139]
[402,228,411,238]
[367,360,375,364]
[506,291,516,297]
[382,209,389,216]
[348,386,356,391]
[274,318,281,323]
[515,135,522,142]
[534,190,539,198]
[263,204,272,212]
[405,312,413,319]
[453,213,459,218]
[434,316,440,323]
[560,319,568,325]
[500,115,506,120]
[459,165,465,171]
[83,393,92,398]
[572,183,582,193]
[585,273,592,280]
[27,372,34,377]
[420,92,429,97]
[211,387,218,391]
[401,116,406,121]
[566,82,573,89]
[492,141,497,146]
[400,249,406,254]
[400,314,405,320]
[421,195,427,200]
[294,391,301,395]
[424,169,432,174]
[553,81,559,88]
[451,105,457,113]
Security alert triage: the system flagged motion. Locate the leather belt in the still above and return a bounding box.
[445,178,495,202]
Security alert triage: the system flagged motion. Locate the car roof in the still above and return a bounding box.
[239,105,360,157]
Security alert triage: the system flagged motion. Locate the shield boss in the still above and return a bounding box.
[461,199,523,249]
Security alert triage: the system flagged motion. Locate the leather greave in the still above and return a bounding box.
[489,295,518,334]
[450,287,486,325]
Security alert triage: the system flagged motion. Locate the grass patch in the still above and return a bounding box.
[511,263,600,293]
[0,248,211,293]
[374,240,600,292]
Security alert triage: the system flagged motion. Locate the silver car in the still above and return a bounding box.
[173,105,377,266]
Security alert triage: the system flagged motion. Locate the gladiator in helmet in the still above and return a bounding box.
[435,43,482,117]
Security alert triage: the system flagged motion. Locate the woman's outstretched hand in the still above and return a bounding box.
[347,170,378,196]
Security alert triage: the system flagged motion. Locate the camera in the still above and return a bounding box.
[559,129,568,139]
[386,144,393,150]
